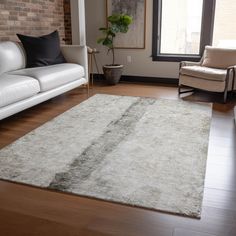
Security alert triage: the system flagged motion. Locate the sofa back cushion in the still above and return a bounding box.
[0,41,26,75]
[202,46,236,69]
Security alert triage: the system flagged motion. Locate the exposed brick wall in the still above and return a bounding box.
[64,0,72,44]
[0,0,72,44]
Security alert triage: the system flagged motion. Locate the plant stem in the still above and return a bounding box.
[112,47,115,65]
[112,36,115,65]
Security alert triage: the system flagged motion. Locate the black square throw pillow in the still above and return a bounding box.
[17,31,66,68]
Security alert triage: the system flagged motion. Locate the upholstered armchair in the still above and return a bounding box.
[179,46,236,103]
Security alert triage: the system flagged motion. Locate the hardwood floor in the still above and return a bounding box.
[0,82,235,236]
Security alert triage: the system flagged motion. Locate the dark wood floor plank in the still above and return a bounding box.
[174,228,217,236]
[0,208,86,236]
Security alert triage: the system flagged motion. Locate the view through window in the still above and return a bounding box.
[160,0,203,55]
[213,0,236,48]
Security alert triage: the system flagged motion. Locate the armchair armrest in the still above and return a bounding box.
[226,65,236,77]
[225,65,236,92]
[227,65,236,70]
[61,45,88,82]
[180,61,202,69]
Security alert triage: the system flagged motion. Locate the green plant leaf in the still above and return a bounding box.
[108,30,116,37]
[119,25,129,33]
[108,14,120,23]
[103,37,113,48]
[110,25,119,33]
[99,27,108,31]
[122,15,133,25]
[97,38,105,44]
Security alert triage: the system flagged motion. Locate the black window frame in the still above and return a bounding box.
[152,0,216,62]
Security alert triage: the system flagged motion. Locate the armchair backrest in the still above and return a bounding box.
[202,46,236,69]
[0,41,26,75]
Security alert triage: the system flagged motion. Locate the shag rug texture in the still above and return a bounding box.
[0,94,212,218]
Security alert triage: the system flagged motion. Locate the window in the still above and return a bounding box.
[152,0,216,61]
[213,0,236,48]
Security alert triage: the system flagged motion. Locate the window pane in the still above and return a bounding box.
[213,0,236,48]
[160,0,203,55]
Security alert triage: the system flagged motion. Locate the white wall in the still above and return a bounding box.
[85,0,179,79]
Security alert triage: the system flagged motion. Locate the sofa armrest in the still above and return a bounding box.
[61,45,88,82]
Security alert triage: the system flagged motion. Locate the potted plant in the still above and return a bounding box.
[97,13,132,85]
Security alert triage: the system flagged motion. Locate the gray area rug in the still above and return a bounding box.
[0,94,212,218]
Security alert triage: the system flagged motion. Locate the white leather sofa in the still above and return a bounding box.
[0,41,88,120]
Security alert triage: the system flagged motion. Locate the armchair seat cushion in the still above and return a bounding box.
[180,65,227,82]
[9,63,84,92]
[0,74,40,108]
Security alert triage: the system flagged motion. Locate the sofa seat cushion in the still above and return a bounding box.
[180,65,227,82]
[0,74,40,108]
[10,63,84,92]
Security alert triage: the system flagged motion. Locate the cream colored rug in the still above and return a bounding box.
[0,94,212,218]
